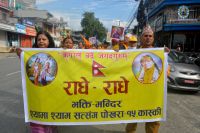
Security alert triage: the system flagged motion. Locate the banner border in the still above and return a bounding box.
[21,51,29,122]
[28,118,164,125]
[21,48,167,125]
[21,48,165,53]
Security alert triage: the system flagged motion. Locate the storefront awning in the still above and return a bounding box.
[0,23,15,32]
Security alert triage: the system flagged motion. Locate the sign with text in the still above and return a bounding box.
[21,48,167,125]
[15,23,26,34]
[26,27,37,36]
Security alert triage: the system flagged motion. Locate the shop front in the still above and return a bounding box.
[15,23,36,48]
[21,26,36,48]
[7,32,19,47]
[0,23,16,48]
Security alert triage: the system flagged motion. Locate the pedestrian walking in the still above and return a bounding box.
[125,25,160,133]
[16,30,58,133]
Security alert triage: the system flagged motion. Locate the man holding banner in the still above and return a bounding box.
[125,25,162,133]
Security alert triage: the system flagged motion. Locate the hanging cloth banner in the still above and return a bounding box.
[21,48,167,125]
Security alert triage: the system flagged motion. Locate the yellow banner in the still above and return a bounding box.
[21,48,167,125]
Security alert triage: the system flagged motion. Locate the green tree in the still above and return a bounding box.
[137,0,145,33]
[81,12,107,41]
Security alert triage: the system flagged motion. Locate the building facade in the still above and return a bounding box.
[0,0,18,51]
[0,0,37,51]
[15,0,36,9]
[146,0,200,52]
[0,0,69,51]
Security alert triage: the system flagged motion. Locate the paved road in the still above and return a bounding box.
[0,53,200,133]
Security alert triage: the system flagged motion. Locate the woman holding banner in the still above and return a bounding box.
[16,30,58,133]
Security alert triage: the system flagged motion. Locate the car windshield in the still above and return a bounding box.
[168,51,193,64]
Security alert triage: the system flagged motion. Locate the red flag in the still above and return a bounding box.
[92,61,106,77]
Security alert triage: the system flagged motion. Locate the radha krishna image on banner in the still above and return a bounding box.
[26,53,57,86]
[132,52,163,84]
[111,26,124,39]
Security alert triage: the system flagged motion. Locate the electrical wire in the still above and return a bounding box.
[126,0,141,29]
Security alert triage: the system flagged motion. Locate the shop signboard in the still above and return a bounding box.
[22,18,35,27]
[26,27,37,36]
[15,23,26,34]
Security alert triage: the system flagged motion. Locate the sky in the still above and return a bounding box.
[36,0,139,31]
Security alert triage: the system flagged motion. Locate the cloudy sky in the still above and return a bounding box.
[36,0,139,31]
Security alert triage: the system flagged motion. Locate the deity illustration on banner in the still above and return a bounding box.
[132,53,163,84]
[26,53,57,86]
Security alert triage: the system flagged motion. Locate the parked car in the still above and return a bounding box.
[185,52,200,67]
[194,57,200,67]
[167,50,200,92]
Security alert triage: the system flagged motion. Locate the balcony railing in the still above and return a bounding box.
[165,14,200,24]
[167,19,200,24]
[162,7,200,24]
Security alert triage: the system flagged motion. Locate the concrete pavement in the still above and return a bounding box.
[0,52,17,60]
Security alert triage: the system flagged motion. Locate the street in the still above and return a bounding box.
[0,53,200,133]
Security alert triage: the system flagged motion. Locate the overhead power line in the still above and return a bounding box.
[126,0,141,29]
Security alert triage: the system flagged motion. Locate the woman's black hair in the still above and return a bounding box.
[62,36,74,45]
[32,30,55,48]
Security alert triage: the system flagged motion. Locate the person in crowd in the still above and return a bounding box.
[78,41,85,49]
[128,35,138,49]
[124,33,132,48]
[111,38,120,51]
[125,25,161,133]
[91,44,98,49]
[97,44,104,49]
[60,36,74,49]
[119,38,127,50]
[16,30,58,133]
[176,43,182,52]
[102,41,110,49]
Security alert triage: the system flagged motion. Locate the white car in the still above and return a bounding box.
[168,50,200,92]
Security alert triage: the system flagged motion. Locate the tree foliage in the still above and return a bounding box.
[81,12,107,41]
[137,0,145,32]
